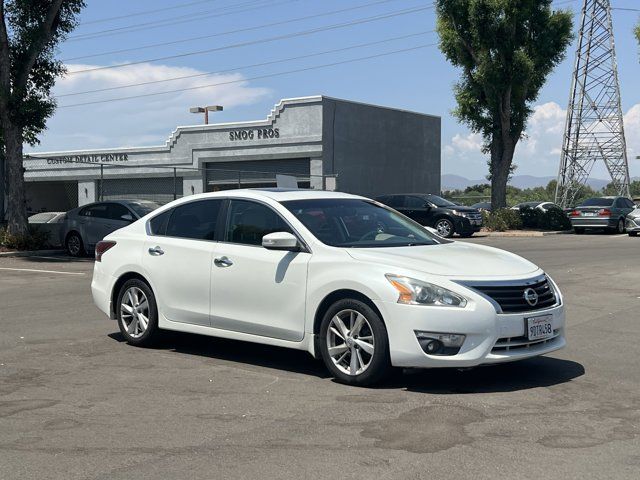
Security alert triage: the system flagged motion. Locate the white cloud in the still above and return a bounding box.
[443,101,640,179]
[30,63,270,151]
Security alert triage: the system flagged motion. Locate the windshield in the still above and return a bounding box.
[282,198,444,248]
[580,198,614,207]
[126,201,161,217]
[426,195,457,207]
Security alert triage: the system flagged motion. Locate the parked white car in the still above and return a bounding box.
[91,189,566,386]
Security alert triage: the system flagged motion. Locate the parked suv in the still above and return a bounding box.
[568,196,635,234]
[62,200,161,256]
[375,193,482,237]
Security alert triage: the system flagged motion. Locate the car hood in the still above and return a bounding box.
[345,241,540,279]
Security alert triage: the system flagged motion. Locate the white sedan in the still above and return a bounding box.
[91,189,566,386]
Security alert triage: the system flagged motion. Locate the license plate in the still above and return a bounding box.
[582,212,596,216]
[471,220,482,225]
[526,315,554,341]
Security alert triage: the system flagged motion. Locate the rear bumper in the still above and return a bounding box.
[91,262,116,319]
[570,217,616,228]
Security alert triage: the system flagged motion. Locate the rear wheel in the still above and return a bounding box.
[434,218,455,238]
[116,279,159,346]
[616,218,625,234]
[319,298,391,386]
[65,232,84,257]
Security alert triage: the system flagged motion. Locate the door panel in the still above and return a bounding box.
[143,237,213,326]
[211,244,309,341]
[142,198,224,326]
[210,199,309,341]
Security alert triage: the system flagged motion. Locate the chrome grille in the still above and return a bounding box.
[492,329,561,352]
[469,276,557,313]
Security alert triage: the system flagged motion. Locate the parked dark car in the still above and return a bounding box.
[471,201,492,212]
[511,201,563,213]
[568,196,635,234]
[375,193,482,238]
[61,200,161,256]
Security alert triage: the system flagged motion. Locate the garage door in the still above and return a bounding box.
[101,177,183,204]
[205,159,310,190]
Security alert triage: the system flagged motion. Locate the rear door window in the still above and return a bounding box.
[165,199,223,240]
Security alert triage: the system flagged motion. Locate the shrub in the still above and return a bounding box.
[482,208,522,231]
[0,226,50,250]
[538,208,572,231]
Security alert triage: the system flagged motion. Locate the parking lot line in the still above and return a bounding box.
[0,267,85,276]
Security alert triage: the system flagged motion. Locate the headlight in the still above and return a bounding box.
[452,210,468,217]
[385,274,468,307]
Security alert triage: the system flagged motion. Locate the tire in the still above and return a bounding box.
[574,227,585,235]
[116,279,159,347]
[65,232,85,257]
[629,231,638,237]
[616,218,625,234]
[318,298,391,386]
[434,217,455,238]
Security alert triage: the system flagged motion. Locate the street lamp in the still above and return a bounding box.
[189,105,223,125]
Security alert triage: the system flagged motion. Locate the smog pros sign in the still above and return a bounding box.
[229,128,280,141]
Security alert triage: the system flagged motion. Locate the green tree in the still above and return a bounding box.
[435,0,572,208]
[0,0,84,235]
[635,20,640,46]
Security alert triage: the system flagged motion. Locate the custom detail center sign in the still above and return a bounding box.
[46,153,129,164]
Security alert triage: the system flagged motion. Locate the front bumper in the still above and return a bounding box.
[375,292,565,368]
[454,216,483,234]
[626,217,640,232]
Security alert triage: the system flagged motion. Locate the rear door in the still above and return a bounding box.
[142,199,223,327]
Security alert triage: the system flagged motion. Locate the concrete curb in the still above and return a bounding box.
[479,230,572,238]
[0,249,64,258]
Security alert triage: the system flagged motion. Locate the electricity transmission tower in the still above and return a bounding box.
[555,0,630,208]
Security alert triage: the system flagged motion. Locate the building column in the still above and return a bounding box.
[183,177,204,196]
[310,158,323,190]
[78,181,96,206]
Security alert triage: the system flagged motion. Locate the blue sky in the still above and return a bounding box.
[34,0,640,180]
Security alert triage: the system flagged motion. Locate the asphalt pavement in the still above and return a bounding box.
[1,233,639,479]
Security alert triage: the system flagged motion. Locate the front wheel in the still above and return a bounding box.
[434,218,455,238]
[116,279,159,346]
[319,298,391,386]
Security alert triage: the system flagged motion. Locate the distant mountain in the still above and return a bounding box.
[441,174,619,191]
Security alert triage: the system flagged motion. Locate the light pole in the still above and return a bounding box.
[189,105,223,124]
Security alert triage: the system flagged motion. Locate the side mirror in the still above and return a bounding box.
[121,214,134,222]
[423,203,432,210]
[262,232,300,251]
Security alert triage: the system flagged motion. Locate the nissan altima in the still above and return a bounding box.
[91,189,566,386]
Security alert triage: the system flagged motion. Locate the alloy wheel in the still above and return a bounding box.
[67,235,81,255]
[120,287,150,339]
[435,219,453,237]
[326,309,375,376]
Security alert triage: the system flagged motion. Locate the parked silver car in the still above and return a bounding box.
[61,200,160,256]
[626,205,640,237]
[568,196,636,234]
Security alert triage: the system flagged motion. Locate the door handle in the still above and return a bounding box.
[214,256,233,267]
[148,246,164,256]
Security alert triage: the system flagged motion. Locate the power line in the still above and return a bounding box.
[68,0,297,41]
[63,0,405,62]
[67,4,434,75]
[79,0,221,26]
[59,43,436,108]
[58,31,434,97]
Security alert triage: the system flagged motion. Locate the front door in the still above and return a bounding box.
[210,199,309,341]
[142,199,223,327]
[403,196,433,226]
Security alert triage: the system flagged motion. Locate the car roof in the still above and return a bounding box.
[173,188,367,203]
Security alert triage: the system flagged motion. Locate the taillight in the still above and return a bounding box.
[95,240,116,262]
[569,210,580,217]
[598,208,611,217]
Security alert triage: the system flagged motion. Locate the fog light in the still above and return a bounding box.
[415,331,466,356]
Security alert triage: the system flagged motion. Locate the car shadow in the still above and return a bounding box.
[21,253,93,263]
[385,356,585,394]
[107,331,330,379]
[108,331,584,392]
